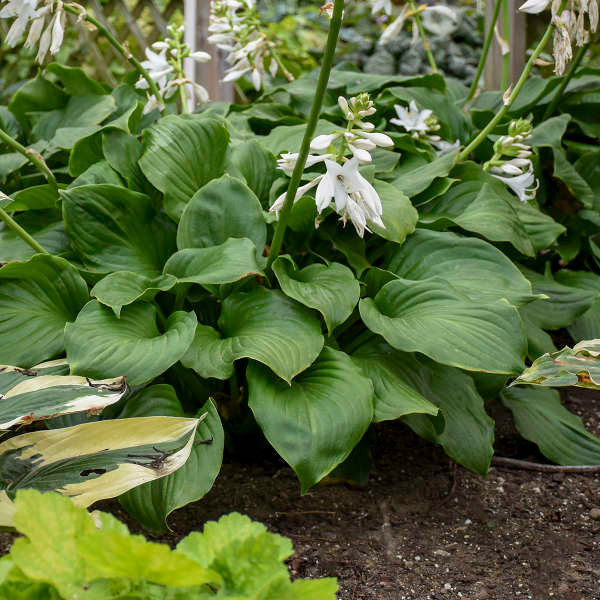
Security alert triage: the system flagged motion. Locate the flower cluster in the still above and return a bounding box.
[390,101,459,155]
[0,0,65,63]
[519,0,598,74]
[486,118,539,203]
[270,94,394,238]
[136,24,211,114]
[208,0,290,91]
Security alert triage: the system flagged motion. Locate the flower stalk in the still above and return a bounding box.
[459,2,566,162]
[266,0,345,270]
[465,0,505,104]
[0,194,48,255]
[0,128,58,193]
[63,3,162,106]
[408,0,437,73]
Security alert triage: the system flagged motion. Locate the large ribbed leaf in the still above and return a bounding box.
[512,340,600,388]
[139,115,229,221]
[0,359,126,429]
[91,272,177,317]
[120,399,224,533]
[272,256,359,335]
[351,340,438,422]
[247,347,373,492]
[0,255,89,367]
[177,175,266,256]
[62,184,176,277]
[370,180,418,243]
[182,288,323,383]
[386,229,537,306]
[0,416,202,526]
[501,386,600,465]
[164,238,264,285]
[359,277,526,374]
[65,301,197,386]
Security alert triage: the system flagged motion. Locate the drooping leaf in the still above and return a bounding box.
[351,340,439,422]
[272,256,359,335]
[91,272,177,317]
[0,255,89,367]
[120,399,224,533]
[164,238,264,286]
[0,360,126,429]
[359,277,526,374]
[501,386,600,465]
[0,416,203,525]
[139,115,229,221]
[247,347,373,492]
[62,184,176,277]
[386,229,537,306]
[65,301,197,386]
[182,288,323,383]
[512,340,600,388]
[177,175,266,257]
[9,489,219,599]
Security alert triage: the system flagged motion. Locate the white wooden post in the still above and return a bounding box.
[484,0,527,89]
[184,0,234,107]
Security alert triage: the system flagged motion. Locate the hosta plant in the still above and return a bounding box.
[0,0,600,533]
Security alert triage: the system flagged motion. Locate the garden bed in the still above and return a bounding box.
[59,387,598,600]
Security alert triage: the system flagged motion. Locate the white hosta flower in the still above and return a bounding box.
[390,101,433,136]
[491,164,539,203]
[379,5,409,44]
[277,153,332,176]
[519,0,551,13]
[136,47,174,91]
[310,133,342,151]
[371,0,393,15]
[269,176,324,214]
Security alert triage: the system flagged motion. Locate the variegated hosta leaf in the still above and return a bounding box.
[0,415,203,526]
[512,340,600,389]
[0,359,127,429]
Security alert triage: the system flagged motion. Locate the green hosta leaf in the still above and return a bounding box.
[247,347,373,492]
[65,301,197,386]
[501,387,600,465]
[91,272,177,317]
[391,150,459,198]
[177,175,266,257]
[519,266,596,330]
[182,288,323,383]
[371,180,418,243]
[46,63,108,96]
[512,341,600,388]
[359,277,526,374]
[0,255,89,367]
[139,115,229,221]
[554,270,600,340]
[351,340,439,422]
[9,490,219,598]
[8,74,67,128]
[258,120,338,156]
[399,355,494,476]
[164,238,264,287]
[529,114,571,148]
[69,160,123,188]
[272,256,359,335]
[552,147,595,208]
[510,200,566,252]
[227,140,277,206]
[102,130,147,192]
[62,184,176,277]
[386,229,537,306]
[0,361,126,429]
[4,184,58,212]
[420,180,536,257]
[120,399,224,533]
[0,416,203,526]
[177,512,291,596]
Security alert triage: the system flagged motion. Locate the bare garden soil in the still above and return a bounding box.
[2,388,599,600]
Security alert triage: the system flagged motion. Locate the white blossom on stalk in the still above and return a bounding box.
[491,165,539,203]
[379,5,410,44]
[0,0,66,63]
[270,93,392,238]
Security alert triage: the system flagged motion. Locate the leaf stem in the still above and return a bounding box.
[265,0,345,271]
[64,3,162,105]
[543,42,589,119]
[459,6,564,162]
[0,128,58,193]
[465,0,505,104]
[409,0,437,73]
[0,201,48,255]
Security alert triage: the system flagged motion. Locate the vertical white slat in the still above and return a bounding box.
[184,0,234,107]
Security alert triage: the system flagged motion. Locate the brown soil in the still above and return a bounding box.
[4,389,600,599]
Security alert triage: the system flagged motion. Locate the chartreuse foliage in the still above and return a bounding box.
[0,490,337,599]
[2,10,600,533]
